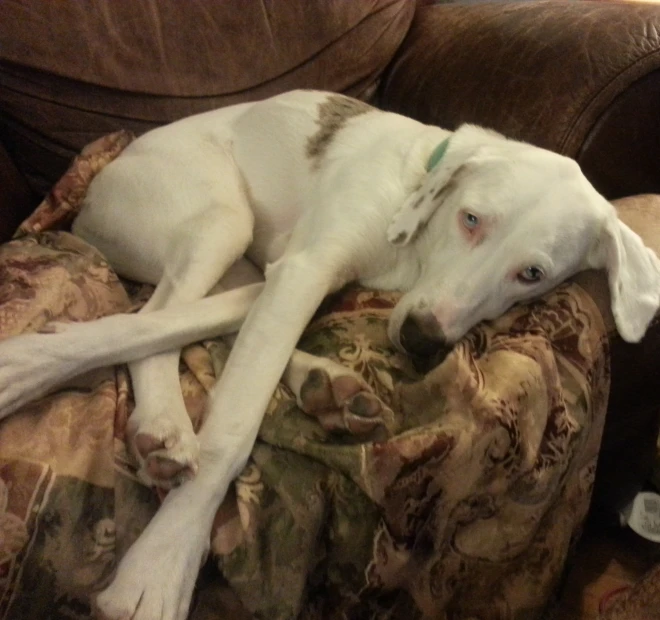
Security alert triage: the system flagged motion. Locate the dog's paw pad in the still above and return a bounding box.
[134,432,167,459]
[299,368,335,411]
[130,426,199,489]
[346,391,383,419]
[329,374,361,400]
[299,368,388,437]
[144,453,197,485]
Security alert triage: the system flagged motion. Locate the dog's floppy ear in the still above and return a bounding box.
[387,136,462,247]
[592,213,660,342]
[387,125,501,246]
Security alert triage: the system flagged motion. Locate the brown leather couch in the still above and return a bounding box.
[1,0,659,522]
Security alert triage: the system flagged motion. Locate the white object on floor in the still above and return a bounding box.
[619,490,660,543]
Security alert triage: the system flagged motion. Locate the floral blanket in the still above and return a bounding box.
[0,133,610,619]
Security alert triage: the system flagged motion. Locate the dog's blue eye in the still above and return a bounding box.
[518,266,544,283]
[463,212,479,229]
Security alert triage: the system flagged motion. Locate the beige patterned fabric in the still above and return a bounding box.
[0,133,610,619]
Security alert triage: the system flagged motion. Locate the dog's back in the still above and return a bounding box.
[73,90,430,281]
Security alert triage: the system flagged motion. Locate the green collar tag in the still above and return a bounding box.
[426,138,450,172]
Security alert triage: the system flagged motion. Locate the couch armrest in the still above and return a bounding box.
[0,139,33,242]
[380,0,660,199]
[572,194,660,514]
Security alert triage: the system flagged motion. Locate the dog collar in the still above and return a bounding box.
[426,138,450,172]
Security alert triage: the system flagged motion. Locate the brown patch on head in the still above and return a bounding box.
[392,231,408,245]
[412,221,425,242]
[395,163,470,245]
[306,95,374,168]
[433,181,455,202]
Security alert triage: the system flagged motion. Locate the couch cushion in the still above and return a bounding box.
[0,0,414,197]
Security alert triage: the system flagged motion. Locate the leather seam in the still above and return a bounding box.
[560,46,660,156]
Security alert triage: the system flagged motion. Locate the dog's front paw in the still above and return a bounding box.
[129,415,200,489]
[299,366,391,437]
[95,512,209,620]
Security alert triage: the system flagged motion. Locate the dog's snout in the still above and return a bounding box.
[399,312,446,357]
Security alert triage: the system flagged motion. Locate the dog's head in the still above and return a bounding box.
[387,124,660,355]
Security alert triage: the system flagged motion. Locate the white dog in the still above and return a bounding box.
[0,89,659,620]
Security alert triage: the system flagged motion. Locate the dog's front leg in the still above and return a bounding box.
[95,253,346,620]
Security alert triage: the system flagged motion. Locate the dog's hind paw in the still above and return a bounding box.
[129,417,200,489]
[299,367,391,437]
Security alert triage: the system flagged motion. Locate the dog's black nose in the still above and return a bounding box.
[399,313,446,357]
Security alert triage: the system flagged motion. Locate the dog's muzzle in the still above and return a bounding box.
[399,311,447,357]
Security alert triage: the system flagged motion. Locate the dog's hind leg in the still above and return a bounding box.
[126,196,255,489]
[127,211,254,488]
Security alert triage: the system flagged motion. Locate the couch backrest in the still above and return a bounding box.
[0,0,414,197]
